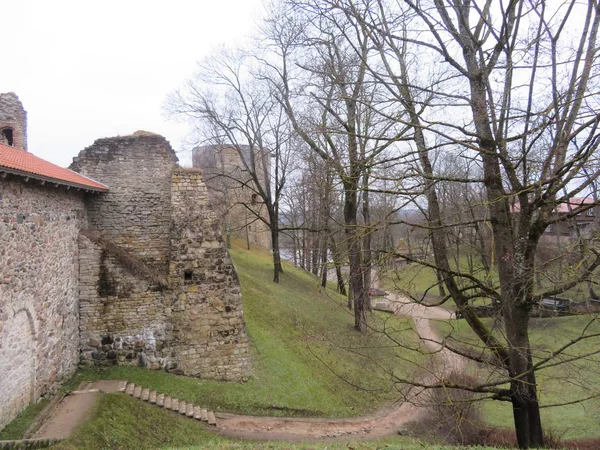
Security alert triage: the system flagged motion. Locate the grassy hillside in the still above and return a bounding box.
[60,240,426,419]
[435,315,600,439]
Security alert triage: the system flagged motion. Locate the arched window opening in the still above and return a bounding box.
[1,128,14,146]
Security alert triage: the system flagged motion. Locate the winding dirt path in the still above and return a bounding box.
[31,282,464,441]
[214,289,465,440]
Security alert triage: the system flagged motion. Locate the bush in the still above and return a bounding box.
[419,372,486,446]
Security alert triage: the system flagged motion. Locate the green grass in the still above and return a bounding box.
[380,254,496,309]
[0,398,49,440]
[52,394,495,450]
[433,315,600,439]
[60,240,426,420]
[382,250,600,306]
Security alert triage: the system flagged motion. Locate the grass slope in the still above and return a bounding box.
[62,241,425,419]
[0,399,49,440]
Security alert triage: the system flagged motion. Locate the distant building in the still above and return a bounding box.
[193,144,271,249]
[511,197,598,242]
[542,197,597,241]
[0,92,27,150]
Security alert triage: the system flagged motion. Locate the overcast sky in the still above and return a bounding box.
[0,0,265,167]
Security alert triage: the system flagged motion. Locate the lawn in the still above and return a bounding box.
[381,249,600,307]
[380,254,496,308]
[0,398,49,440]
[54,240,426,421]
[433,314,600,439]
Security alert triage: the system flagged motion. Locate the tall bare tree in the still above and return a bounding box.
[166,50,295,282]
[261,2,408,331]
[333,0,600,447]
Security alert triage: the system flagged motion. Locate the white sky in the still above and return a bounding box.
[0,0,265,167]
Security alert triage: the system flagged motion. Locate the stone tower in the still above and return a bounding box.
[193,145,272,249]
[0,92,27,151]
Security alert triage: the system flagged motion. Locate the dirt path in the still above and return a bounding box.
[214,288,465,440]
[31,381,123,439]
[30,281,463,441]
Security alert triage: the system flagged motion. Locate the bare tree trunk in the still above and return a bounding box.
[345,185,367,332]
[272,230,283,283]
[245,209,250,250]
[362,171,372,311]
[320,237,328,288]
[225,214,232,249]
[269,208,283,283]
[330,236,347,296]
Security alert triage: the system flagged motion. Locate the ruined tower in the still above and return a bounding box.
[193,145,271,249]
[0,92,27,151]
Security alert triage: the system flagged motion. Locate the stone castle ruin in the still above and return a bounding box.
[193,145,271,250]
[0,93,251,430]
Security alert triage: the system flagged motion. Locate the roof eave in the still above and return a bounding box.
[0,167,109,193]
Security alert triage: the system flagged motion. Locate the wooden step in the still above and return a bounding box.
[117,381,218,427]
[133,386,142,399]
[193,406,202,420]
[207,411,216,426]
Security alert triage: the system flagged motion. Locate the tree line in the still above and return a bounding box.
[167,1,600,447]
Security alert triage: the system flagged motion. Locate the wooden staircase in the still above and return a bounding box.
[118,381,217,426]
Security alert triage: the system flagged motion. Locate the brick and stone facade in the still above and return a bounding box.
[0,177,86,430]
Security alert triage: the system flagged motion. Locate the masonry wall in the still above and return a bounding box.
[0,177,85,430]
[78,236,175,371]
[170,170,251,380]
[0,93,27,151]
[70,133,178,271]
[193,145,271,249]
[76,135,250,380]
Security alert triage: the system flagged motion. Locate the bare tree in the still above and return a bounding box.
[333,0,600,447]
[166,50,295,282]
[261,2,409,331]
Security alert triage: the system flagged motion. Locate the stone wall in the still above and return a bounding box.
[70,132,178,271]
[76,135,250,380]
[78,235,175,371]
[0,92,28,151]
[169,169,251,380]
[0,176,85,430]
[193,145,271,249]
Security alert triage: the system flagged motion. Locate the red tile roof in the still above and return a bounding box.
[0,143,108,191]
[511,197,594,213]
